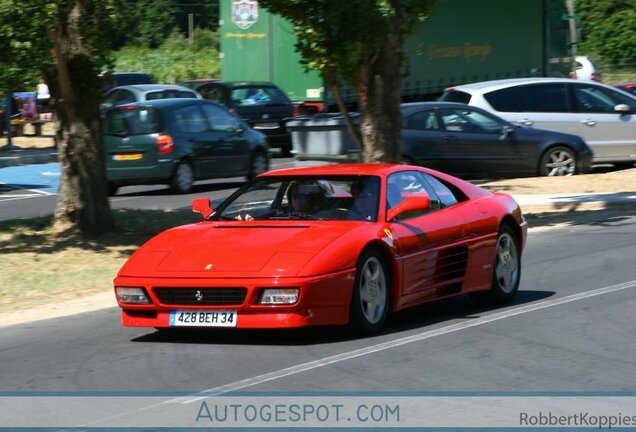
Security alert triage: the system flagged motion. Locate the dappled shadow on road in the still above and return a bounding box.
[524,205,636,230]
[0,208,198,255]
[130,290,555,346]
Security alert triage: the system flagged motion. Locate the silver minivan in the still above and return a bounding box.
[441,77,636,168]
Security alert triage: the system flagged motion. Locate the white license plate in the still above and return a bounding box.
[169,310,237,327]
[253,122,279,129]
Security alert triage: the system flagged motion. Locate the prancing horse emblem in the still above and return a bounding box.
[195,290,204,302]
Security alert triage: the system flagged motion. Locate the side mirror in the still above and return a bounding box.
[615,104,631,114]
[192,197,213,219]
[387,194,431,222]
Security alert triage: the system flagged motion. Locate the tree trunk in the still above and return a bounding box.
[51,2,113,236]
[357,19,403,164]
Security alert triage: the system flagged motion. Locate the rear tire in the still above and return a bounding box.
[613,162,634,170]
[107,183,119,196]
[470,225,520,305]
[539,146,577,176]
[349,248,390,334]
[281,142,293,157]
[170,160,194,194]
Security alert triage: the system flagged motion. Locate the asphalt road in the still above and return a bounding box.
[0,157,298,221]
[2,215,636,395]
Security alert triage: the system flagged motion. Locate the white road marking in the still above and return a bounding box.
[74,280,636,427]
[174,279,636,402]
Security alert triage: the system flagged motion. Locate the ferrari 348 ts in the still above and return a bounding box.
[114,164,528,334]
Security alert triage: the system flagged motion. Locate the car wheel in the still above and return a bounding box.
[281,143,293,157]
[539,146,577,176]
[169,160,194,194]
[401,155,416,166]
[349,248,390,334]
[107,183,119,196]
[613,162,634,170]
[247,150,269,181]
[471,225,520,305]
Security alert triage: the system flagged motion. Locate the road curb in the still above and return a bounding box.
[0,149,58,168]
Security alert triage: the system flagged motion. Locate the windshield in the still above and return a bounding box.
[103,107,161,136]
[213,176,381,222]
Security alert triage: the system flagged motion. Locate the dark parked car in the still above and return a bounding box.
[181,80,294,155]
[103,99,269,195]
[401,102,593,177]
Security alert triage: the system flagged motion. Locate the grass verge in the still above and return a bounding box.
[0,209,199,314]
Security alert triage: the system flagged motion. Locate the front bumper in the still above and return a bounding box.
[115,269,356,329]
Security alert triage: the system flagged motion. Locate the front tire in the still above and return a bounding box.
[349,248,390,334]
[539,146,577,176]
[471,225,521,305]
[170,160,194,194]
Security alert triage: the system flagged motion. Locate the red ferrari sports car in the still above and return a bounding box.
[114,164,527,334]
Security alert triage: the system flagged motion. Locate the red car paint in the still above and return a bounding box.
[114,164,527,330]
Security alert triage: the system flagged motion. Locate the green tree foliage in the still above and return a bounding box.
[117,0,178,48]
[259,0,436,163]
[110,0,219,50]
[576,0,636,65]
[113,29,220,82]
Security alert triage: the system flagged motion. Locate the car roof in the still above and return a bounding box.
[182,78,220,83]
[445,77,577,93]
[195,80,279,88]
[261,163,421,178]
[109,98,216,111]
[400,101,474,114]
[110,84,197,92]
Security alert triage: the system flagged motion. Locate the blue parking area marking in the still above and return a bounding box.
[0,163,60,195]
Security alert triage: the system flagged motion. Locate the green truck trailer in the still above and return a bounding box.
[220,0,571,111]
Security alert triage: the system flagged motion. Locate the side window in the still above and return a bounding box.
[485,84,568,113]
[201,86,228,105]
[439,108,503,133]
[572,84,636,112]
[116,90,136,105]
[403,109,439,131]
[421,173,461,207]
[202,104,238,131]
[174,105,209,133]
[386,171,441,220]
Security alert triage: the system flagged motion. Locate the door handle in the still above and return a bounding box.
[519,119,534,127]
[580,119,597,127]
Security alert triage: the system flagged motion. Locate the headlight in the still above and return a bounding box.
[259,288,299,305]
[116,287,150,304]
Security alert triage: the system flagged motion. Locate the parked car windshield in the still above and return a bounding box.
[213,176,381,222]
[231,86,291,107]
[103,107,161,136]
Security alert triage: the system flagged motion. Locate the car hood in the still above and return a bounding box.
[119,221,355,278]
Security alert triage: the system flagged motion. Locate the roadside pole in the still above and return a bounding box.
[1,93,18,151]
